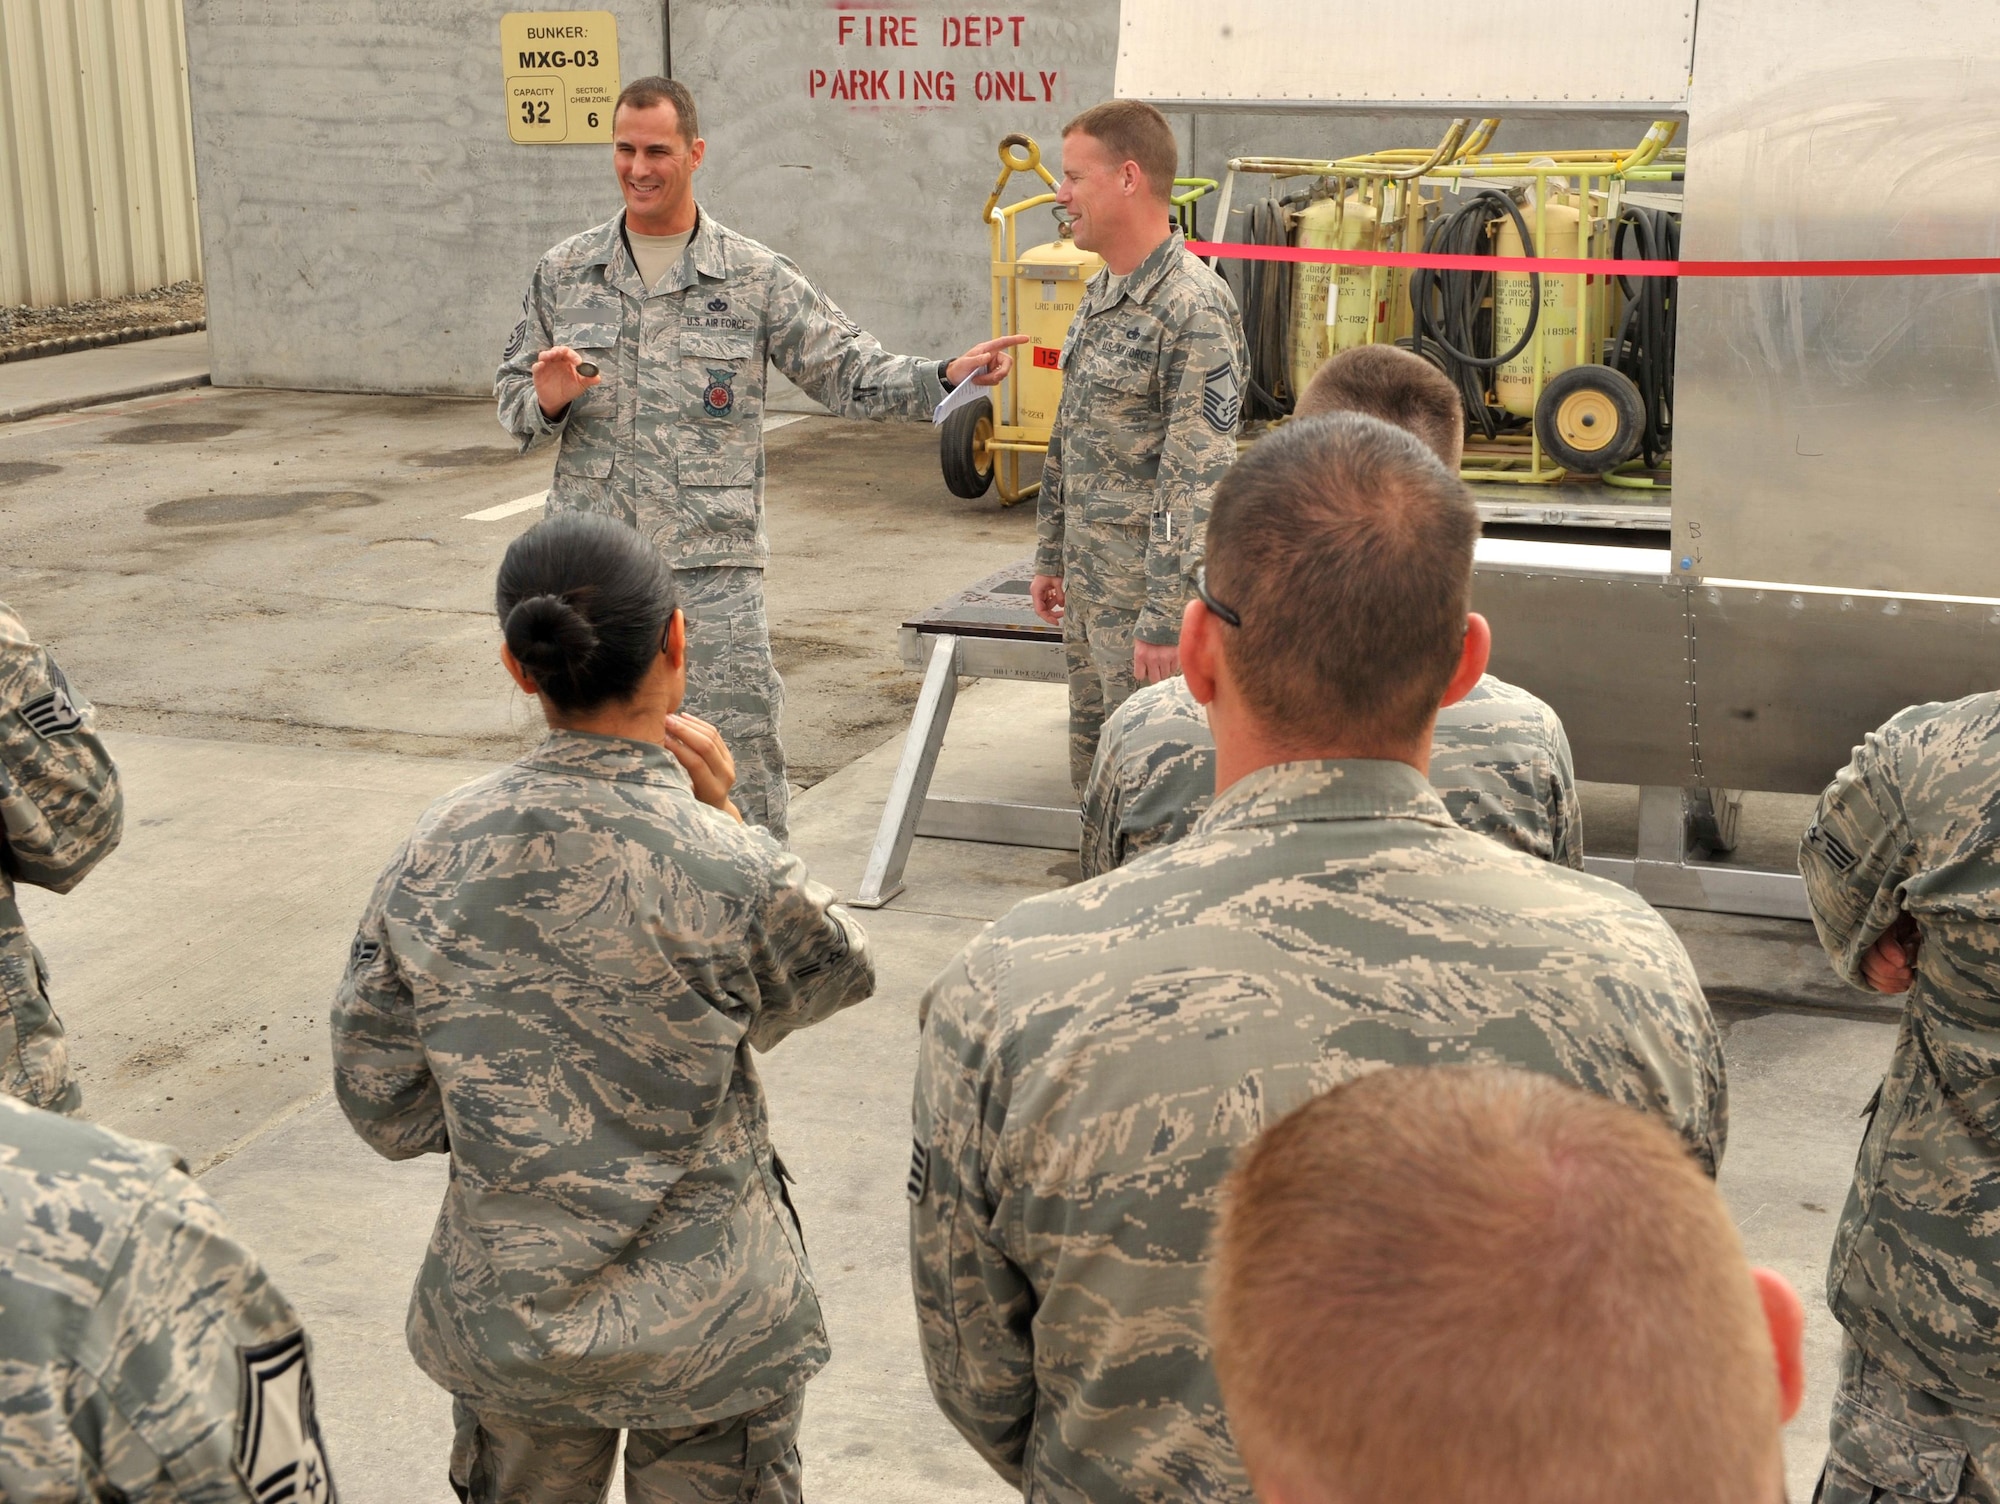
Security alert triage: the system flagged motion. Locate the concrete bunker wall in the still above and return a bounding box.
[183,0,669,396]
[184,0,1667,397]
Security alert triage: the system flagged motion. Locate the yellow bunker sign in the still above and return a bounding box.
[501,11,619,144]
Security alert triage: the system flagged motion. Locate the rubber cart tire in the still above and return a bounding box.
[940,396,995,499]
[1534,365,1645,474]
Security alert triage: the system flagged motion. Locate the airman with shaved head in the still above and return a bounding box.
[910,413,1723,1504]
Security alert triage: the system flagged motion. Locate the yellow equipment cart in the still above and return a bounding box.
[940,134,1217,503]
[1219,119,1682,484]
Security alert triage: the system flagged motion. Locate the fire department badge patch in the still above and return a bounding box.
[702,369,735,418]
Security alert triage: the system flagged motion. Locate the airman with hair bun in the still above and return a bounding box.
[333,511,874,1504]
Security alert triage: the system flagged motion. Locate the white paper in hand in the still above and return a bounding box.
[932,363,992,425]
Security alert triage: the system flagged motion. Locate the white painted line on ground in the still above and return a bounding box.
[464,415,799,519]
[464,490,547,522]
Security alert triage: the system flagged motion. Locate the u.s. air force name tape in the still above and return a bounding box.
[1186,240,2000,280]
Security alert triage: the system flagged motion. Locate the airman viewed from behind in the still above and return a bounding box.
[1801,691,2000,1503]
[911,414,1725,1503]
[0,600,123,1112]
[497,76,1025,841]
[1213,1067,1803,1504]
[1079,344,1581,877]
[1027,99,1248,789]
[333,512,876,1503]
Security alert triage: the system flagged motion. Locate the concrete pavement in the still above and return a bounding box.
[0,330,211,422]
[14,732,490,1168]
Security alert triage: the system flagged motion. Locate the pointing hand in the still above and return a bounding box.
[947,334,1033,388]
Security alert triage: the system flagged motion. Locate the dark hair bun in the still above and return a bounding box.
[504,593,598,690]
[494,513,677,714]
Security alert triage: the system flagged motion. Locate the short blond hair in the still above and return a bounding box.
[1062,99,1177,201]
[1296,344,1465,468]
[1212,1067,1779,1504]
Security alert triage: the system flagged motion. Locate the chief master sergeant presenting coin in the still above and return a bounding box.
[498,76,1025,840]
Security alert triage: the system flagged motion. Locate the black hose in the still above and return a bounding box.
[1611,205,1679,467]
[1237,195,1297,419]
[1409,189,1541,441]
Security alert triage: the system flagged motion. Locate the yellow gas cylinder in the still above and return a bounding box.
[1289,191,1390,395]
[1385,191,1433,343]
[1288,192,1344,400]
[1493,193,1582,418]
[1014,226,1102,433]
[1329,189,1391,355]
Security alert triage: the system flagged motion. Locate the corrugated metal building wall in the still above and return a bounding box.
[0,0,201,309]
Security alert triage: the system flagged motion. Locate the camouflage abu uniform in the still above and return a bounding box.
[1037,232,1246,789]
[0,601,122,1112]
[1080,673,1583,878]
[332,731,875,1501]
[498,207,951,842]
[1801,692,2000,1504]
[0,1092,336,1502]
[912,759,1725,1503]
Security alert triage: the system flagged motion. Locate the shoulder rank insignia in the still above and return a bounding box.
[235,1330,337,1504]
[1202,363,1242,434]
[20,687,81,737]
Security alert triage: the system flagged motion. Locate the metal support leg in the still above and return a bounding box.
[852,634,960,909]
[1635,785,1689,866]
[1586,785,1809,922]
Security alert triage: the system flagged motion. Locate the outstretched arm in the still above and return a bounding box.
[764,255,1022,420]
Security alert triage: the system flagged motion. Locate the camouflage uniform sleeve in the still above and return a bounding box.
[495,258,569,455]
[0,626,122,895]
[85,1168,334,1502]
[1139,293,1243,645]
[765,256,947,421]
[743,847,876,1052]
[1686,971,1731,1178]
[1544,712,1585,870]
[330,846,447,1160]
[1034,418,1066,579]
[1079,696,1130,880]
[909,938,1036,1485]
[1801,728,1914,989]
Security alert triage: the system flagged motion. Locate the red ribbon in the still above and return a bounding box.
[1185,240,2000,279]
